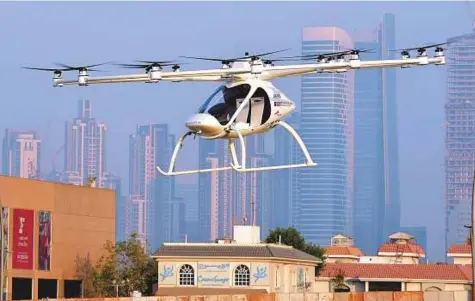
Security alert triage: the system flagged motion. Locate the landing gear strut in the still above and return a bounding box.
[155,121,317,176]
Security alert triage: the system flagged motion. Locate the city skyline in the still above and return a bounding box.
[0,1,470,262]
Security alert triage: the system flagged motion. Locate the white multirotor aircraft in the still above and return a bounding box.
[24,43,447,176]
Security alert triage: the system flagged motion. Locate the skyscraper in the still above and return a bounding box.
[445,31,475,248]
[2,129,41,179]
[63,99,107,187]
[378,13,400,243]
[296,27,355,246]
[352,13,399,254]
[128,124,174,251]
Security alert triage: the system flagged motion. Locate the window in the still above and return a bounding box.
[275,267,281,287]
[234,264,250,286]
[179,264,195,286]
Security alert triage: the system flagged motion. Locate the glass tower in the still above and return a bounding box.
[297,27,355,246]
[445,31,475,248]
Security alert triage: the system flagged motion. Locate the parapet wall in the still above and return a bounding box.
[6,291,472,301]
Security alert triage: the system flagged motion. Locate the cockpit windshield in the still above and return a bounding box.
[197,84,251,125]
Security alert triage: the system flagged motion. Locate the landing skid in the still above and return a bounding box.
[155,121,317,176]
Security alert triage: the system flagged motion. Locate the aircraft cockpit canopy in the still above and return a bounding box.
[198,84,251,125]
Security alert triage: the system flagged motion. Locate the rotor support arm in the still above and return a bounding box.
[53,67,251,87]
[261,56,446,80]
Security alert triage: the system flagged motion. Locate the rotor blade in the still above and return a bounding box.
[389,42,450,52]
[22,66,65,71]
[86,62,114,68]
[54,61,113,70]
[115,63,149,68]
[115,62,182,69]
[53,62,75,70]
[135,60,176,64]
[235,48,291,60]
[180,56,226,62]
[278,50,350,60]
[181,49,291,63]
[342,48,376,54]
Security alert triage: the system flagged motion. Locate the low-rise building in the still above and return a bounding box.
[447,238,471,264]
[0,176,115,300]
[152,225,321,295]
[324,235,364,263]
[316,262,471,293]
[375,232,426,264]
[324,232,426,265]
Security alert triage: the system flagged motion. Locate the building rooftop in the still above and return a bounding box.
[448,243,471,255]
[319,263,471,281]
[388,232,414,241]
[325,246,364,257]
[377,242,425,256]
[153,243,321,263]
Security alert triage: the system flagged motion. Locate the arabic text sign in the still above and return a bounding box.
[197,275,230,286]
[197,263,230,287]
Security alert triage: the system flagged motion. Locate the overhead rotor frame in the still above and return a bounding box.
[23,43,448,176]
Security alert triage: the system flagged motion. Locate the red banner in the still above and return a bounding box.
[12,209,34,269]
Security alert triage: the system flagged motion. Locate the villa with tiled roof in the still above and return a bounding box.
[324,232,426,265]
[324,234,365,263]
[447,237,472,264]
[316,262,471,293]
[151,226,472,296]
[152,225,320,296]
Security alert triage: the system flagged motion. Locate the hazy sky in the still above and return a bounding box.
[0,1,471,261]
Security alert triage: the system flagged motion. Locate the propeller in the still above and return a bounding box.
[180,49,291,65]
[171,64,187,71]
[115,60,186,71]
[296,48,374,60]
[389,42,450,56]
[343,48,375,55]
[22,61,112,72]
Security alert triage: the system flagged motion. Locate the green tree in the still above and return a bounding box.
[75,252,97,297]
[93,233,157,297]
[265,227,326,275]
[265,227,306,250]
[143,256,158,296]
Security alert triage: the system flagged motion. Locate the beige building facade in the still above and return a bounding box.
[152,226,321,295]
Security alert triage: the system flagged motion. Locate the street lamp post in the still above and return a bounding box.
[0,217,4,301]
[471,168,475,301]
[466,168,475,301]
